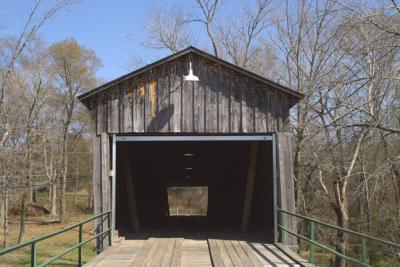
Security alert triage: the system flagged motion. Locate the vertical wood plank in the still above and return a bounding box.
[277,92,284,131]
[145,73,157,132]
[122,80,133,133]
[276,132,297,246]
[193,58,206,132]
[169,60,182,132]
[182,57,194,132]
[271,91,278,132]
[230,78,242,133]
[133,78,145,132]
[255,88,267,133]
[206,67,218,132]
[117,83,124,133]
[156,65,170,132]
[266,91,272,132]
[97,93,107,134]
[100,132,110,247]
[218,71,230,132]
[88,98,97,134]
[108,88,119,133]
[242,83,255,133]
[92,135,102,249]
[282,96,290,131]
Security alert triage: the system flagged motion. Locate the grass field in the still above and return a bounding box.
[0,191,98,266]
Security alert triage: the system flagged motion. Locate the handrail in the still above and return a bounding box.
[0,211,112,267]
[278,208,400,267]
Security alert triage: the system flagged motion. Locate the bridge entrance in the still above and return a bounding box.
[114,135,276,241]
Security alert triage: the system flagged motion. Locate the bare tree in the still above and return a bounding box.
[218,0,272,69]
[16,37,49,242]
[339,0,400,38]
[142,5,193,53]
[192,0,223,57]
[0,0,74,149]
[0,0,75,242]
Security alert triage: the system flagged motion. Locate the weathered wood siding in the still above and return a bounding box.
[84,53,293,135]
[92,133,111,249]
[276,131,297,246]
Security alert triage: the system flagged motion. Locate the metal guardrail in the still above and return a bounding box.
[278,208,400,267]
[0,211,112,267]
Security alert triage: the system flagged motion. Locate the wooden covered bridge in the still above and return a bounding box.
[1,46,399,267]
[77,46,304,266]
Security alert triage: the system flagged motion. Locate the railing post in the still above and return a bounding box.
[31,242,36,267]
[107,212,112,246]
[309,221,315,264]
[279,210,285,243]
[78,224,83,267]
[361,237,368,264]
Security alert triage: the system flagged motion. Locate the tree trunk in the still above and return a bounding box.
[74,158,79,206]
[293,139,302,207]
[27,147,33,204]
[392,165,400,217]
[59,148,68,223]
[2,189,8,248]
[0,192,4,228]
[48,184,52,203]
[50,182,57,218]
[17,192,27,243]
[334,202,348,267]
[362,161,372,232]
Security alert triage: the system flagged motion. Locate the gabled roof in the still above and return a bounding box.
[77,46,304,101]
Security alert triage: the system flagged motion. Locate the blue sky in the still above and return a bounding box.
[0,0,200,81]
[1,0,265,82]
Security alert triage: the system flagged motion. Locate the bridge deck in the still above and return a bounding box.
[85,232,311,267]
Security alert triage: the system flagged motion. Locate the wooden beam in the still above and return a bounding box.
[276,132,297,246]
[92,135,102,251]
[241,142,258,231]
[120,146,140,232]
[100,133,110,248]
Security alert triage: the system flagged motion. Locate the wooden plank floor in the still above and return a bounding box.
[85,232,307,267]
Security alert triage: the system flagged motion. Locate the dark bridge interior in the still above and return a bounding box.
[115,140,274,239]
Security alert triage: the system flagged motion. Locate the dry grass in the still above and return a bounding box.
[0,192,99,266]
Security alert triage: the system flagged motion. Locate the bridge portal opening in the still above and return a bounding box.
[167,186,208,216]
[115,138,275,240]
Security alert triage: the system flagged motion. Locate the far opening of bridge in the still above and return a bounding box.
[113,135,277,242]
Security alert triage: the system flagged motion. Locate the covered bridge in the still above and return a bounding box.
[78,46,303,266]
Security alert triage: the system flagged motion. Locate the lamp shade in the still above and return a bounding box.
[183,62,199,82]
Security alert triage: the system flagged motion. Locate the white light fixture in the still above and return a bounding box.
[183,62,199,82]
